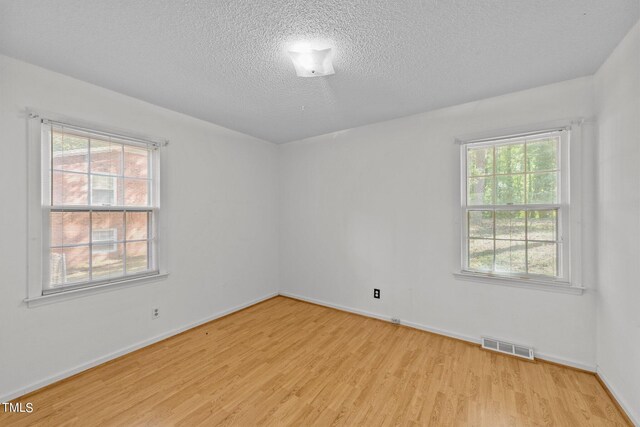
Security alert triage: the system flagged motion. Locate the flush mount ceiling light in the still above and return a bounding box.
[287,47,334,77]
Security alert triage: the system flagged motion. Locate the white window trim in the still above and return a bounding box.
[454,119,585,294]
[26,110,169,307]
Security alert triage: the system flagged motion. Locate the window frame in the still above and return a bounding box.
[456,121,584,293]
[26,111,169,306]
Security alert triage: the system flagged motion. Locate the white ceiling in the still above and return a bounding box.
[1,1,638,143]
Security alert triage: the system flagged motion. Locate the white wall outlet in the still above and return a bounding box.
[152,307,160,319]
[391,318,401,325]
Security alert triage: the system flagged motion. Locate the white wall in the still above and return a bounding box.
[0,55,279,400]
[595,20,640,424]
[279,76,598,369]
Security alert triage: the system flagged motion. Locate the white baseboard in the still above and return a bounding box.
[279,291,482,343]
[278,291,596,373]
[597,368,639,426]
[535,351,596,372]
[1,292,278,403]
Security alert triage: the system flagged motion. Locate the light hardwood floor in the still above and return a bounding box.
[1,296,630,426]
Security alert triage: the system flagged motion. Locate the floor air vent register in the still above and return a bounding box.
[482,337,534,360]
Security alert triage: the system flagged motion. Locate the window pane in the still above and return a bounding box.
[468,239,493,271]
[527,172,557,204]
[90,139,122,175]
[126,241,149,274]
[495,240,526,274]
[528,210,557,241]
[124,146,149,178]
[91,212,124,242]
[52,171,88,205]
[126,212,149,240]
[526,137,558,172]
[93,230,116,243]
[495,143,524,174]
[467,177,493,205]
[495,210,525,240]
[468,211,493,238]
[124,178,150,206]
[496,174,525,205]
[92,243,124,280]
[52,132,88,173]
[90,175,123,206]
[50,246,90,286]
[92,188,115,206]
[92,175,115,190]
[50,212,90,246]
[467,146,493,177]
[527,242,557,276]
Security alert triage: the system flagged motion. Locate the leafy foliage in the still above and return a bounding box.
[53,131,89,152]
[467,137,558,205]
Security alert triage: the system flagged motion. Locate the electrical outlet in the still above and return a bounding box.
[373,289,380,299]
[391,318,401,325]
[152,307,160,319]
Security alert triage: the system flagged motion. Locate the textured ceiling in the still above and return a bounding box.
[1,1,638,143]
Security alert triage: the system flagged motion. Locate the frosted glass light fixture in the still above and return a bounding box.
[288,47,334,77]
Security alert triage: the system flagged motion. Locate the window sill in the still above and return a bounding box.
[453,271,584,295]
[24,272,169,308]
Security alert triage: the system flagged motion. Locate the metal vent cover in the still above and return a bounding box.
[482,337,534,360]
[484,338,498,350]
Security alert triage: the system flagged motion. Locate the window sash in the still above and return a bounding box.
[460,130,570,282]
[464,207,563,278]
[44,209,158,293]
[48,124,155,207]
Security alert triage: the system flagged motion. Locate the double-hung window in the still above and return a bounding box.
[461,129,570,283]
[40,120,162,295]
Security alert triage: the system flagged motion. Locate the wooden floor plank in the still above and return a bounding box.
[0,296,631,426]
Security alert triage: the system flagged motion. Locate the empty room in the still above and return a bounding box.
[1,1,639,425]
